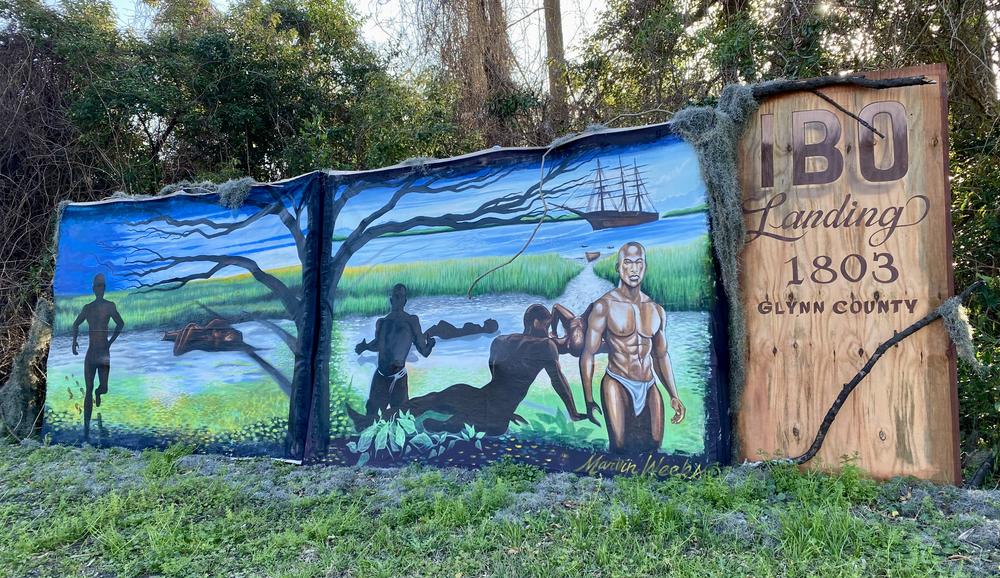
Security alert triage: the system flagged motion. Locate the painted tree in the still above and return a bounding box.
[121,151,591,460]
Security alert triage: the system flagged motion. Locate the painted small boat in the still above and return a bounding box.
[585,251,601,262]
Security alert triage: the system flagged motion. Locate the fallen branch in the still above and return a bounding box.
[189,302,293,396]
[751,74,934,100]
[811,89,885,138]
[747,280,985,468]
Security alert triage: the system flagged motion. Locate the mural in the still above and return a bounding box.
[46,173,319,455]
[323,125,729,474]
[46,124,729,475]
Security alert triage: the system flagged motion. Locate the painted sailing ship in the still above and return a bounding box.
[562,158,658,230]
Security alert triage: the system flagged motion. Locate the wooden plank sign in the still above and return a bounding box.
[736,65,959,483]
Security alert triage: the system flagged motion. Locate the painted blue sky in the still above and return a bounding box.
[54,131,706,296]
[54,173,314,295]
[334,133,704,234]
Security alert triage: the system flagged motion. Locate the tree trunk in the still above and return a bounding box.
[942,0,998,128]
[285,173,333,462]
[544,0,569,134]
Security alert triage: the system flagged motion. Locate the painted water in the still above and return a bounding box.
[46,262,713,456]
[335,262,712,455]
[46,321,295,443]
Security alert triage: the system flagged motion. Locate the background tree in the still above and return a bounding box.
[0,0,471,394]
[543,0,569,134]
[410,0,556,147]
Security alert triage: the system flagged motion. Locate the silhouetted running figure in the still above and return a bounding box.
[398,304,593,435]
[71,273,124,441]
[348,284,435,429]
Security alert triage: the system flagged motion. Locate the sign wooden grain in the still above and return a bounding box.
[736,65,959,483]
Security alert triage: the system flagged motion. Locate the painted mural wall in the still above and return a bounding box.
[46,124,730,476]
[46,173,318,455]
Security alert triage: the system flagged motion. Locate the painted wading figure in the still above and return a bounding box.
[580,242,686,454]
[348,284,435,429]
[70,273,124,440]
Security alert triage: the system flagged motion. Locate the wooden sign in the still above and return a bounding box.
[737,65,959,483]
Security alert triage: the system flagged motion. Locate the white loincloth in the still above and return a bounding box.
[605,368,655,416]
[378,367,408,394]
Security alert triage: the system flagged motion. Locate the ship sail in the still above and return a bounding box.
[563,157,658,230]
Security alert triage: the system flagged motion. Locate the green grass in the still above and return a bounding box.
[54,253,583,333]
[334,253,582,316]
[593,236,713,311]
[661,203,708,218]
[45,371,290,435]
[0,443,982,577]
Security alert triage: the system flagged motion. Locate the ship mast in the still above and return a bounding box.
[618,157,628,211]
[596,160,605,211]
[633,159,643,212]
[585,159,610,212]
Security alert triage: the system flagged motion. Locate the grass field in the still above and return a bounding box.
[54,254,583,334]
[661,204,707,218]
[1,442,996,577]
[594,235,713,311]
[334,253,582,317]
[45,372,289,436]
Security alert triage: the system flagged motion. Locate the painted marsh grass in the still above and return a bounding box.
[54,254,582,333]
[593,236,713,311]
[334,253,583,316]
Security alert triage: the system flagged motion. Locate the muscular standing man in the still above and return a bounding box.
[580,242,685,454]
[71,273,124,441]
[348,284,435,429]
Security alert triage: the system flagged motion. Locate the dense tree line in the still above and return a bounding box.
[1,0,996,470]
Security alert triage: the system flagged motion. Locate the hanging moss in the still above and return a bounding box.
[937,296,986,375]
[0,300,53,440]
[216,177,256,209]
[155,177,256,209]
[671,84,758,426]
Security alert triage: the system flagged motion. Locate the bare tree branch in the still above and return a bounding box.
[127,202,285,240]
[246,351,292,396]
[265,187,306,263]
[126,251,301,319]
[744,281,986,469]
[331,154,590,272]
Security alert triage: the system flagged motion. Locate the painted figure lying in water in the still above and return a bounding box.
[395,303,595,435]
[163,318,249,356]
